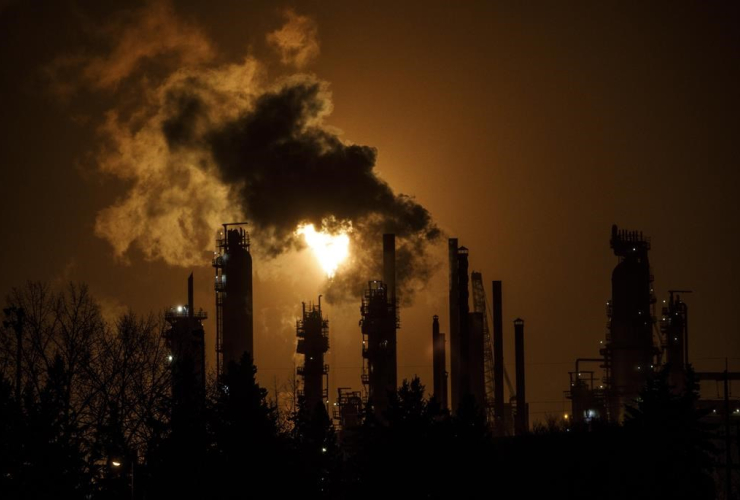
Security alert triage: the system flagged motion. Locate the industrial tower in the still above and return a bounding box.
[164,273,208,423]
[360,234,398,417]
[213,222,253,377]
[471,272,496,420]
[296,297,330,412]
[432,315,448,409]
[601,224,658,422]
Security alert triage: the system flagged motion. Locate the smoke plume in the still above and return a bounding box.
[266,9,320,69]
[54,2,441,302]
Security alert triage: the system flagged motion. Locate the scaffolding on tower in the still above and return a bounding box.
[471,272,514,425]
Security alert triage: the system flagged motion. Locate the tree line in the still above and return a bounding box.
[0,281,719,499]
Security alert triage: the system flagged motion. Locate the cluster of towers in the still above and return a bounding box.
[164,223,254,427]
[155,220,738,461]
[440,238,528,435]
[162,225,532,435]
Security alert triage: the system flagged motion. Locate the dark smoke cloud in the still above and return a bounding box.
[51,1,442,302]
[163,76,441,301]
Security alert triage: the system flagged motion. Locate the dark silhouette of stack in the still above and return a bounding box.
[213,222,253,376]
[450,242,485,411]
[448,239,460,410]
[164,273,207,424]
[601,224,657,422]
[514,318,528,434]
[492,281,505,432]
[432,315,448,409]
[360,234,398,417]
[296,297,329,412]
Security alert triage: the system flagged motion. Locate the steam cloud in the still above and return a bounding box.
[53,1,441,302]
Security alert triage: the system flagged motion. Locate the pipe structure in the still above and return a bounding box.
[383,234,396,305]
[514,318,527,434]
[448,238,460,411]
[457,247,470,406]
[492,281,504,433]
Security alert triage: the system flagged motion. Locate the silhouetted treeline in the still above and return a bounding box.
[0,282,718,499]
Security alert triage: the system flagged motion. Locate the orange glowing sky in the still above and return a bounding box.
[1,0,739,421]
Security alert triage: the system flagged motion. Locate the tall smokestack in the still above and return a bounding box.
[457,247,470,406]
[468,311,486,406]
[514,318,527,435]
[188,272,194,319]
[448,238,460,411]
[493,281,504,433]
[213,223,252,376]
[432,315,448,409]
[383,234,396,304]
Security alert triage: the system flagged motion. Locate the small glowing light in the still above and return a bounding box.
[296,222,351,278]
[321,447,327,453]
[111,461,122,467]
[564,413,569,420]
[177,306,183,313]
[167,355,173,362]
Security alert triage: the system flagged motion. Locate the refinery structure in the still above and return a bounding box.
[163,221,737,439]
[566,225,739,427]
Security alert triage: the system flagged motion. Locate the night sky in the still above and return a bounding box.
[1,0,739,422]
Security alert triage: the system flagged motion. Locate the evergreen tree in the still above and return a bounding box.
[209,353,285,497]
[621,365,715,499]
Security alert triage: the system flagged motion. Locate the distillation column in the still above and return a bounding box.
[213,223,253,376]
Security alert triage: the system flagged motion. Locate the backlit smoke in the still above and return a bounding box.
[53,1,440,302]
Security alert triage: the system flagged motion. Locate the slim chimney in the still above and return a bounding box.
[188,272,194,319]
[493,281,504,433]
[448,239,460,410]
[432,315,448,409]
[383,234,396,304]
[514,318,527,434]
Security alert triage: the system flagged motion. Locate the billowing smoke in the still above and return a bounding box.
[164,76,441,300]
[51,2,440,302]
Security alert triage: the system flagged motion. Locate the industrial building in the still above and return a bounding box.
[296,297,330,412]
[164,273,207,424]
[566,225,658,423]
[359,234,399,418]
[213,222,253,376]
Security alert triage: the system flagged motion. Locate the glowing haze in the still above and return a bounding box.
[296,223,351,278]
